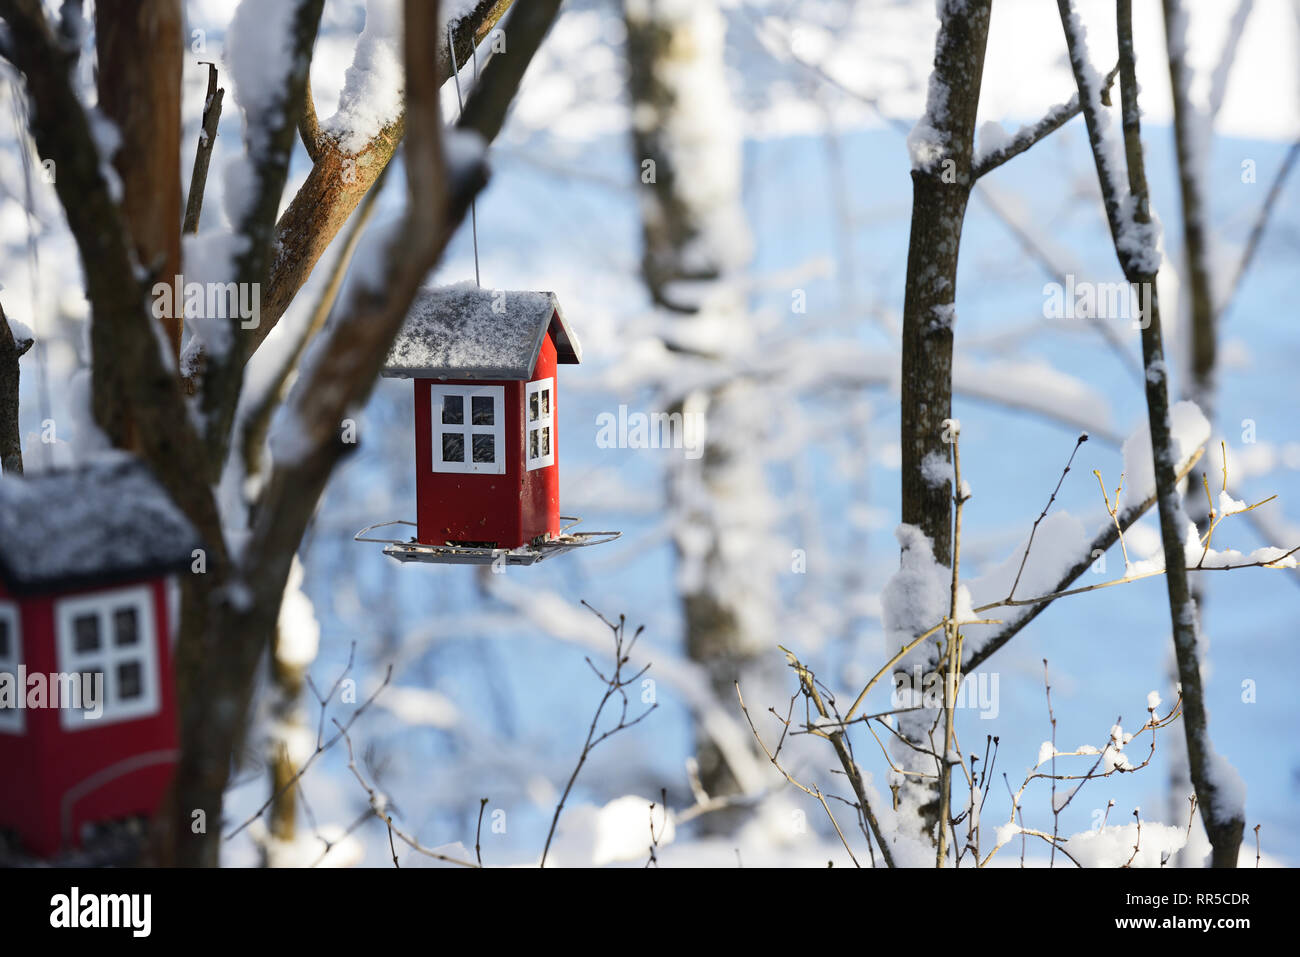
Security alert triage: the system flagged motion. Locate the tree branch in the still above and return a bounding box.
[1059,0,1244,867]
[195,0,325,480]
[183,61,224,234]
[1220,137,1300,319]
[298,74,324,162]
[1162,0,1216,420]
[960,447,1206,673]
[972,65,1118,180]
[240,163,389,481]
[182,0,516,387]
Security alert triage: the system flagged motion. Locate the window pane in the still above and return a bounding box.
[442,433,465,463]
[114,607,139,646]
[541,389,550,416]
[0,620,9,659]
[74,615,100,653]
[441,394,464,425]
[471,395,494,425]
[117,661,143,701]
[472,434,495,463]
[529,429,539,459]
[529,392,539,422]
[541,427,551,457]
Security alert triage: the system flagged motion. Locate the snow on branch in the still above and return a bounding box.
[1059,0,1248,866]
[193,0,325,479]
[983,676,1184,868]
[1056,0,1161,279]
[250,0,558,609]
[183,0,517,389]
[972,64,1118,180]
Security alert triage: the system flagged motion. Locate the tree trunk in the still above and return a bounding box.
[623,0,774,805]
[0,300,32,475]
[263,559,317,863]
[96,0,184,357]
[893,0,992,845]
[1162,0,1232,864]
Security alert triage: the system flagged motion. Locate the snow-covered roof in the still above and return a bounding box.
[381,283,582,380]
[0,456,200,595]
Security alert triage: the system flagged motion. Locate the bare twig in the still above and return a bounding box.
[225,658,392,841]
[645,788,666,868]
[960,444,1206,673]
[1094,468,1132,571]
[183,61,224,234]
[1045,661,1059,866]
[1009,434,1089,600]
[339,727,479,868]
[981,693,1180,867]
[736,684,864,867]
[1122,808,1143,867]
[540,605,657,867]
[1221,138,1300,319]
[475,797,489,867]
[937,424,969,866]
[770,650,897,868]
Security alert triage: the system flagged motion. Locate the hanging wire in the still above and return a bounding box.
[448,24,481,288]
[7,71,54,469]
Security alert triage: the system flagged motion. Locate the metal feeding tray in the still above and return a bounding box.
[354,517,620,566]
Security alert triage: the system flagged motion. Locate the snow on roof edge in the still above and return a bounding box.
[381,284,581,380]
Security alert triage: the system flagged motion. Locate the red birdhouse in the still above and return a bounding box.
[0,456,198,859]
[359,283,617,565]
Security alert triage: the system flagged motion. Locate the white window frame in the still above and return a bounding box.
[430,384,506,475]
[0,602,22,735]
[55,586,160,730]
[525,377,555,471]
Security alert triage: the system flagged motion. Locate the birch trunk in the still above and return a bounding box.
[623,0,775,802]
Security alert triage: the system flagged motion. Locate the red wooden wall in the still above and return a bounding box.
[413,334,561,549]
[0,576,178,857]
